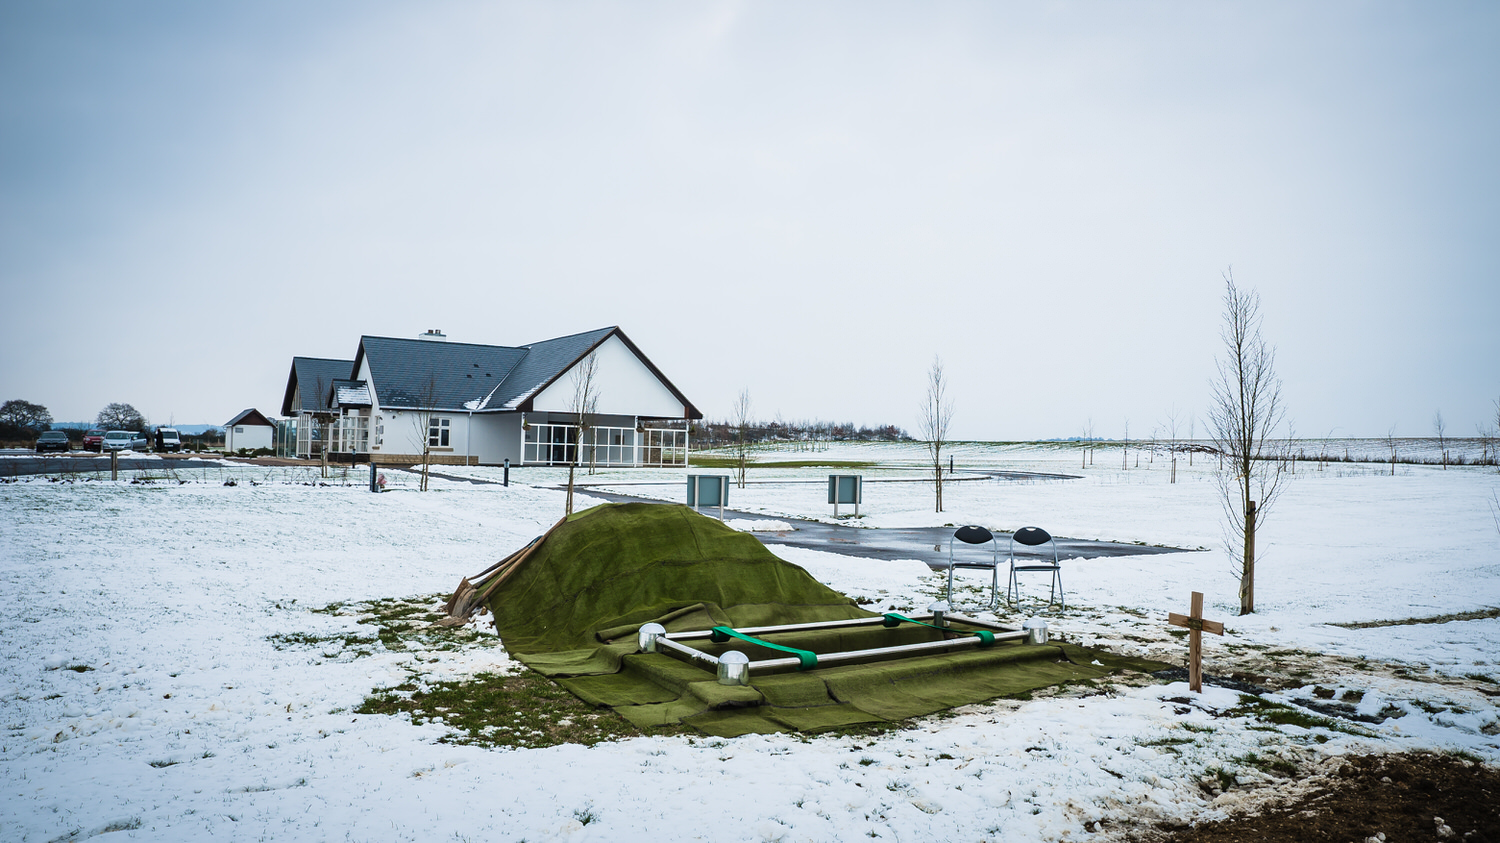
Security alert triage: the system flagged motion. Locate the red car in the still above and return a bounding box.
[83,429,105,452]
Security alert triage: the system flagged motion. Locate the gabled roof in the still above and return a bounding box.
[281,357,355,416]
[339,327,702,418]
[226,408,276,428]
[352,336,528,412]
[487,327,616,411]
[498,327,702,419]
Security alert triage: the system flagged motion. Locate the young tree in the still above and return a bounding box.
[1080,418,1095,469]
[564,353,600,515]
[919,356,953,513]
[1387,424,1399,476]
[96,402,146,432]
[1121,419,1130,470]
[309,376,336,479]
[733,389,752,489]
[1207,271,1287,616]
[0,399,52,437]
[1433,410,1448,470]
[405,376,442,492]
[1164,406,1180,484]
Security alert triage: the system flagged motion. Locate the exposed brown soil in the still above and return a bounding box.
[1135,752,1500,843]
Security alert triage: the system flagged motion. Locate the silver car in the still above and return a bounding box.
[102,430,148,451]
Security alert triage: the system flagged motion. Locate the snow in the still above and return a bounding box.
[3,446,1498,842]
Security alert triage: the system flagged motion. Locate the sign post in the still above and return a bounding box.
[686,475,729,520]
[1168,591,1225,692]
[827,475,862,517]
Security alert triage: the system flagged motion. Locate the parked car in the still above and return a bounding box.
[154,427,183,453]
[83,429,105,452]
[35,430,71,453]
[101,430,148,452]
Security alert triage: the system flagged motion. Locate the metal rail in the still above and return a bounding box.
[639,613,1032,683]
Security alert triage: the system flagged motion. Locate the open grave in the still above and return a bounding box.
[447,502,1168,736]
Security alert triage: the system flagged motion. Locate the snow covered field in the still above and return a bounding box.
[3,445,1498,842]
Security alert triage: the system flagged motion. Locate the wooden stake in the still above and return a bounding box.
[1167,591,1225,692]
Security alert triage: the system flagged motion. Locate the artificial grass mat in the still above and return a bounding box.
[483,502,1168,737]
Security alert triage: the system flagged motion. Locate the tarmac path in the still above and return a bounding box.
[423,469,1196,569]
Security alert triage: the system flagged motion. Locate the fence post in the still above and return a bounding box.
[110,450,118,481]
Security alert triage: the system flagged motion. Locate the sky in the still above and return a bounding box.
[2,1,1496,440]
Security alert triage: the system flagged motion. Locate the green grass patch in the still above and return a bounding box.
[355,668,690,749]
[1234,751,1298,777]
[1224,693,1371,736]
[687,457,879,470]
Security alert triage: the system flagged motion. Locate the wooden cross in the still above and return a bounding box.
[1168,591,1225,693]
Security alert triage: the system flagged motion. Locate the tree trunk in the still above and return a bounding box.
[1240,499,1257,615]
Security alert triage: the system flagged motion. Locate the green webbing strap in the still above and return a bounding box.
[882,613,995,647]
[710,626,818,670]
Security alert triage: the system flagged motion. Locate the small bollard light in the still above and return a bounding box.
[1022,617,1049,645]
[503,458,510,487]
[927,600,952,628]
[637,622,666,653]
[369,462,378,492]
[717,650,750,686]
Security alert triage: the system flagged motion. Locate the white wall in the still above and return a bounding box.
[227,424,274,452]
[378,409,473,462]
[470,413,523,465]
[530,334,686,418]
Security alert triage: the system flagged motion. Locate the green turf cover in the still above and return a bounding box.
[484,502,1168,736]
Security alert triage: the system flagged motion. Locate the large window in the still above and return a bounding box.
[428,417,451,448]
[522,423,687,467]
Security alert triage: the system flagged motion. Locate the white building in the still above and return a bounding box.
[279,327,701,467]
[224,408,276,452]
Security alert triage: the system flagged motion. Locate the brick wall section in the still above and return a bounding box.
[370,453,478,466]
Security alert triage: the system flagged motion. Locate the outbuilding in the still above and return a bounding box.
[224,408,276,453]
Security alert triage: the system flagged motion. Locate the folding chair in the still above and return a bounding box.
[1007,526,1063,611]
[943,525,1001,610]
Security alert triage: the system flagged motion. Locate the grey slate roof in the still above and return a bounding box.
[281,357,355,416]
[353,337,528,411]
[487,327,616,411]
[339,327,701,418]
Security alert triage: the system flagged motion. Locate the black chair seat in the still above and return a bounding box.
[1007,527,1064,611]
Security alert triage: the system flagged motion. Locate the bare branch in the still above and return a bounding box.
[918,356,954,512]
[1206,269,1287,615]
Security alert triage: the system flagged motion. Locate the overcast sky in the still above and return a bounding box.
[2,1,1495,440]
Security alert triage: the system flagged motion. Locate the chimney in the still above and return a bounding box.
[418,329,447,342]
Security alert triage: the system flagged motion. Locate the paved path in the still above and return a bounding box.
[423,469,1196,569]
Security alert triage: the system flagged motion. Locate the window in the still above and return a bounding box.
[234,426,244,434]
[428,417,450,448]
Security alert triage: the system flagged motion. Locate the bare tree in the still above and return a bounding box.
[1187,416,1195,466]
[1387,424,1399,476]
[1207,271,1288,616]
[919,356,953,512]
[1081,418,1095,469]
[1,399,53,435]
[308,376,337,479]
[1433,410,1448,470]
[1164,406,1180,484]
[564,353,600,515]
[405,377,443,492]
[733,389,752,489]
[96,402,147,433]
[1121,419,1130,470]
